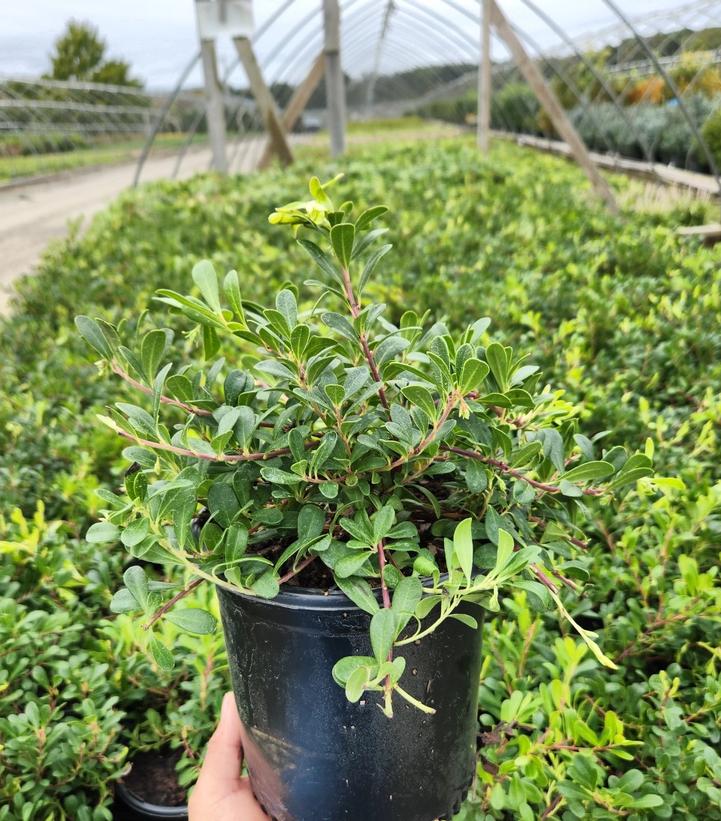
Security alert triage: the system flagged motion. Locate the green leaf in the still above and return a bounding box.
[276,289,298,329]
[332,655,377,685]
[345,665,370,703]
[223,269,245,322]
[359,244,392,293]
[110,588,141,614]
[495,528,515,574]
[86,521,120,543]
[252,571,280,599]
[75,315,114,359]
[121,519,149,548]
[486,342,509,391]
[165,608,216,635]
[149,637,174,671]
[392,576,422,632]
[308,175,333,208]
[453,517,474,583]
[450,613,479,630]
[330,222,355,269]
[372,505,395,543]
[563,460,614,483]
[629,795,664,809]
[298,505,325,542]
[355,205,388,231]
[370,608,396,663]
[298,239,342,284]
[192,260,222,313]
[260,466,303,485]
[123,565,150,610]
[335,552,373,578]
[401,385,437,421]
[140,330,167,380]
[336,577,380,614]
[460,358,489,394]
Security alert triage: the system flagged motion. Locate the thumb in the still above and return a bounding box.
[202,691,245,783]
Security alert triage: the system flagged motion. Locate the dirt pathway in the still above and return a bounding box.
[0,140,266,314]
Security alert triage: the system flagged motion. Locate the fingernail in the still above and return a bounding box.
[221,691,235,721]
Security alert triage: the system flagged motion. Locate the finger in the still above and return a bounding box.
[200,692,244,784]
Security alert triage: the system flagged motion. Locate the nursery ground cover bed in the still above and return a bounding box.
[1,136,720,819]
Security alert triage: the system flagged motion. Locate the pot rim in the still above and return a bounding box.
[115,780,188,819]
[218,573,448,612]
[219,581,365,611]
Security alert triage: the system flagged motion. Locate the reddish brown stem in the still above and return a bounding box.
[376,539,393,702]
[278,555,316,586]
[114,428,295,463]
[530,565,560,595]
[389,394,457,470]
[340,267,389,410]
[143,578,203,630]
[376,539,392,610]
[443,446,602,497]
[112,362,213,417]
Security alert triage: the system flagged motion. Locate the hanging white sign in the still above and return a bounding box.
[195,0,255,40]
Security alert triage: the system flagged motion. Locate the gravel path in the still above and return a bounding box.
[0,141,266,314]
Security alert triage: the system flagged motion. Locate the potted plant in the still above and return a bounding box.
[77,176,651,821]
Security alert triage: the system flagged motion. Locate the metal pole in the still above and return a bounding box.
[199,38,228,173]
[477,0,491,151]
[489,0,619,214]
[323,0,346,157]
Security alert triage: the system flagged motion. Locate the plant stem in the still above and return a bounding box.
[143,577,202,630]
[377,538,392,610]
[111,362,213,416]
[443,446,603,497]
[394,684,436,715]
[376,538,394,714]
[389,394,458,470]
[278,555,316,585]
[340,266,389,409]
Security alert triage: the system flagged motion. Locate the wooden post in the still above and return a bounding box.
[323,0,346,157]
[489,0,618,213]
[257,51,325,169]
[477,0,491,151]
[199,38,228,173]
[233,35,294,166]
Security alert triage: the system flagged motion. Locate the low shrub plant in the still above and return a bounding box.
[78,177,650,714]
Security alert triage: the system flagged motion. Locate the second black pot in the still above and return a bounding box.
[217,583,483,821]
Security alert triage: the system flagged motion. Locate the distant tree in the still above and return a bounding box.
[44,20,142,87]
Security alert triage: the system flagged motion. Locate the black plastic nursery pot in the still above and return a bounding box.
[217,583,484,821]
[113,749,188,821]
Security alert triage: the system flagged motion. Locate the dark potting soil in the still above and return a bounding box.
[121,748,187,806]
[194,509,449,592]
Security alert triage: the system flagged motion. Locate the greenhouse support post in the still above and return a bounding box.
[477,0,491,152]
[234,36,294,166]
[258,51,326,168]
[489,0,618,214]
[199,39,228,173]
[323,0,346,157]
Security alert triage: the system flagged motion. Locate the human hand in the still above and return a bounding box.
[189,692,269,820]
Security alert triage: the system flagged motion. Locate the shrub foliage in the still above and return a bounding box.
[1,138,720,818]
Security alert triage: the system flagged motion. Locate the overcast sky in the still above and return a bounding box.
[1,0,701,90]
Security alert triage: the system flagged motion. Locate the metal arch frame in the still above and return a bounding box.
[342,11,477,81]
[133,54,200,186]
[131,0,721,191]
[601,0,721,195]
[516,0,659,172]
[365,1,396,112]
